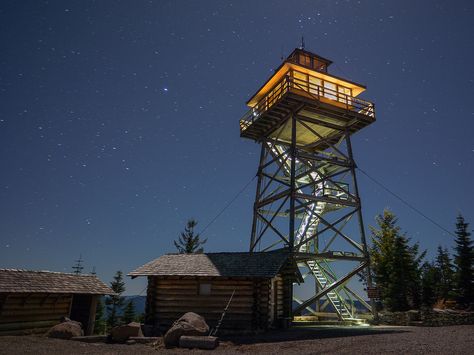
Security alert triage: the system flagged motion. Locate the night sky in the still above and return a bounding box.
[1,1,473,295]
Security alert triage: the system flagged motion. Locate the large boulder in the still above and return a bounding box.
[47,320,84,339]
[163,312,209,348]
[110,322,144,343]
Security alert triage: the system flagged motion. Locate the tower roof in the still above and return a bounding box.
[246,48,367,107]
[286,48,333,67]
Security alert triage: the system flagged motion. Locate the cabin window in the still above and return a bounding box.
[199,283,212,295]
[299,53,311,67]
[323,81,337,101]
[337,86,352,105]
[314,60,327,72]
[309,76,322,96]
[293,71,308,90]
[268,82,283,107]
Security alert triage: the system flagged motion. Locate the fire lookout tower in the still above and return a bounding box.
[240,48,376,323]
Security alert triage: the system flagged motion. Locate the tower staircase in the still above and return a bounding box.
[269,145,358,321]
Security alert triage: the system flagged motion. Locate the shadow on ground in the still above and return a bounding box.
[222,326,410,345]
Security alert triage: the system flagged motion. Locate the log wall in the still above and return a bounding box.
[147,277,273,333]
[0,293,72,335]
[273,276,284,320]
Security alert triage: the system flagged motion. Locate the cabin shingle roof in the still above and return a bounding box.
[0,269,114,295]
[128,251,293,278]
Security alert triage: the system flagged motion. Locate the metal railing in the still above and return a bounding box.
[323,182,350,201]
[240,74,375,133]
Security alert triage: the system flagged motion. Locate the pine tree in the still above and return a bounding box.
[434,246,455,301]
[420,262,439,308]
[122,300,135,324]
[453,214,474,307]
[72,254,84,275]
[174,219,207,254]
[134,312,145,323]
[94,298,106,334]
[370,209,425,311]
[106,271,126,328]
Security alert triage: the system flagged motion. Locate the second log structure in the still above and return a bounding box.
[128,250,302,333]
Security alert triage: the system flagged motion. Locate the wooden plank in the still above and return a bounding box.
[159,313,252,328]
[0,314,68,323]
[0,307,69,317]
[153,285,198,290]
[156,289,254,296]
[158,276,255,281]
[85,295,99,336]
[156,280,253,286]
[4,302,71,310]
[2,302,70,311]
[0,326,52,336]
[156,312,253,320]
[157,278,254,283]
[4,294,71,300]
[158,285,253,291]
[155,306,253,313]
[0,320,59,331]
[155,295,253,302]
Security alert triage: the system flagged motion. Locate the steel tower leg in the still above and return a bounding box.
[345,132,378,322]
[248,112,375,323]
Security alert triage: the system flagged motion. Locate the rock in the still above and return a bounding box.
[163,312,209,348]
[126,339,136,345]
[110,322,144,343]
[60,317,83,328]
[47,321,84,339]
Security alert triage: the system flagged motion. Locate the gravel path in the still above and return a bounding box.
[0,325,473,354]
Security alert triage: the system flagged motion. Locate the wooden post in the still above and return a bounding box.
[85,295,99,335]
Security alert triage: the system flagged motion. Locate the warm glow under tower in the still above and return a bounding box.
[240,48,376,322]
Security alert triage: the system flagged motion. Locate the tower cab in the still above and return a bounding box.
[240,48,375,148]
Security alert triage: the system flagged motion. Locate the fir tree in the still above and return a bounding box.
[370,209,425,311]
[453,214,474,307]
[420,262,439,308]
[434,246,455,301]
[134,312,145,323]
[174,219,207,254]
[94,298,106,334]
[122,300,136,324]
[106,271,126,328]
[72,254,84,275]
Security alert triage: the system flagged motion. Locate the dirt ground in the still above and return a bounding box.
[0,325,473,354]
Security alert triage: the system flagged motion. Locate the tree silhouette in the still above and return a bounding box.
[174,219,207,253]
[370,209,425,311]
[106,271,125,328]
[421,261,438,308]
[94,298,106,334]
[434,246,455,301]
[453,214,474,307]
[122,300,135,324]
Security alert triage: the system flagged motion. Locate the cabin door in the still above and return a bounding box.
[70,294,96,335]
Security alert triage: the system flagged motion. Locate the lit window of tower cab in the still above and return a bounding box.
[240,48,377,323]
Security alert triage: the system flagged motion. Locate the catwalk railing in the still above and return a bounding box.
[240,74,375,134]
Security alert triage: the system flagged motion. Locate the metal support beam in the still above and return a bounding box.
[345,131,378,321]
[247,103,375,323]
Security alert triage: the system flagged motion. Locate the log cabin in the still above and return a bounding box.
[0,269,114,335]
[128,250,302,334]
